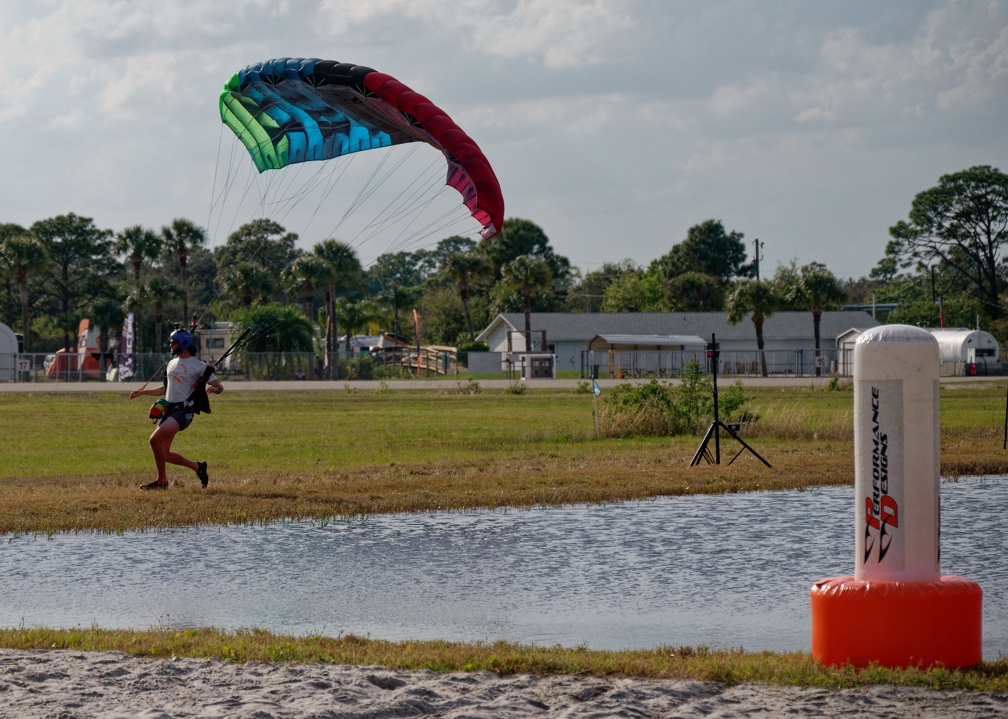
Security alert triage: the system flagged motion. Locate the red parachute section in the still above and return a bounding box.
[362,72,504,240]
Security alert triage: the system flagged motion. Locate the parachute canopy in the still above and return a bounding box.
[219,58,504,240]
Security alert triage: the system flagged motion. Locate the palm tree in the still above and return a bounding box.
[234,303,315,351]
[334,298,381,360]
[726,280,778,377]
[500,256,552,352]
[314,239,361,378]
[786,263,847,376]
[115,225,159,369]
[232,303,315,380]
[114,225,159,289]
[441,251,487,342]
[281,254,332,321]
[161,218,206,321]
[145,276,185,355]
[381,283,419,339]
[0,231,48,352]
[88,296,124,381]
[228,261,274,309]
[125,285,153,379]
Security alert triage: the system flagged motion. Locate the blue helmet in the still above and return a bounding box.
[169,328,193,355]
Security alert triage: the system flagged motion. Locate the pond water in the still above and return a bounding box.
[1,478,1005,658]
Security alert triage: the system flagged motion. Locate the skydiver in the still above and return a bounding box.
[129,328,222,490]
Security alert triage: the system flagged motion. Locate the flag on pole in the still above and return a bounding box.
[119,312,135,381]
[592,379,601,396]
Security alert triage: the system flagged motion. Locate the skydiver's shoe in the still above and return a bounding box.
[141,480,168,490]
[196,461,209,488]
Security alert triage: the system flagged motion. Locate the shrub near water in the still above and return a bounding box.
[598,362,752,438]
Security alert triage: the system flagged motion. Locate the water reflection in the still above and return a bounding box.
[1,478,1004,658]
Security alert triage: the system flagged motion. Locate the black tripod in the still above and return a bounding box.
[689,334,771,467]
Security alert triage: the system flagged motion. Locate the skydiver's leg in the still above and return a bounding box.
[149,418,180,485]
[157,409,200,474]
[163,445,198,473]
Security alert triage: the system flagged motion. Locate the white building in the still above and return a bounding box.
[474,311,881,376]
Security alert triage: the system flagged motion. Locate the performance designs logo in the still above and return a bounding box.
[864,386,899,564]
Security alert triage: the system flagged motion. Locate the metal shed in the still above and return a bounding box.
[0,322,17,381]
[927,328,1000,364]
[587,334,707,378]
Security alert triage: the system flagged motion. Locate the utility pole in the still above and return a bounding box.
[754,238,764,281]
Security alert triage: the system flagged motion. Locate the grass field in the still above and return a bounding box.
[1,383,1006,686]
[1,384,1006,534]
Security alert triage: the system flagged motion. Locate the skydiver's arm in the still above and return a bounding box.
[129,386,166,400]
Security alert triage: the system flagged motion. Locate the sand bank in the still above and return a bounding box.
[1,649,1005,718]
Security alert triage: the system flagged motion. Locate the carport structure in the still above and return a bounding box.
[587,334,707,379]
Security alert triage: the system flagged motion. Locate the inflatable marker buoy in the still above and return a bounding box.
[811,576,981,668]
[810,325,982,668]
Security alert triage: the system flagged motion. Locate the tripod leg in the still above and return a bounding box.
[719,422,771,468]
[690,422,718,466]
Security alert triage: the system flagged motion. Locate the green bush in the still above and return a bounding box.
[507,381,528,395]
[456,378,481,395]
[599,362,754,438]
[603,379,681,437]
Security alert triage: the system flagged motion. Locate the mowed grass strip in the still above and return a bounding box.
[1,386,1006,533]
[1,627,1005,690]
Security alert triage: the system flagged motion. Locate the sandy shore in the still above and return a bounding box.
[1,650,1005,718]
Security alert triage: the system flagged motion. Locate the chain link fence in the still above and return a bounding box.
[581,348,854,380]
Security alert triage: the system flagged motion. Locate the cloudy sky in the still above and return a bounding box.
[1,0,1006,280]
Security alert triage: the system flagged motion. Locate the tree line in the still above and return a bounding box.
[1,165,1006,371]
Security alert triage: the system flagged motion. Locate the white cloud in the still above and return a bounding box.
[707,78,778,118]
[0,0,1006,279]
[794,106,835,124]
[317,0,636,68]
[472,0,636,68]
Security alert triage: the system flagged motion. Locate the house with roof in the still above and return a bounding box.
[473,311,881,377]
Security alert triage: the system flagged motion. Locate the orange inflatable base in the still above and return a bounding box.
[810,575,982,668]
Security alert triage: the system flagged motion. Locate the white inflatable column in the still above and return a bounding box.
[853,324,940,582]
[810,324,982,668]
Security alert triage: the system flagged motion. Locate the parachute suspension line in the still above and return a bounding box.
[269,160,352,233]
[326,150,472,265]
[200,142,352,342]
[352,186,446,256]
[199,162,268,330]
[325,145,422,240]
[264,162,331,223]
[352,159,477,259]
[214,159,268,252]
[268,163,329,223]
[204,124,226,248]
[209,135,250,249]
[349,156,445,246]
[198,160,341,368]
[375,205,475,263]
[192,126,231,332]
[377,167,453,239]
[326,150,399,237]
[300,155,357,240]
[197,164,302,331]
[199,134,264,330]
